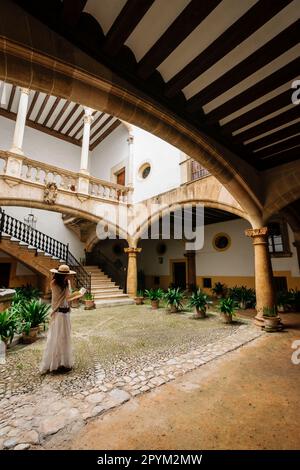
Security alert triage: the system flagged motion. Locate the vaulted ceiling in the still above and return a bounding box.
[12,0,299,169]
[0,82,121,150]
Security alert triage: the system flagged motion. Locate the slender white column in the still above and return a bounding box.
[10,87,30,155]
[80,107,94,174]
[127,134,134,187]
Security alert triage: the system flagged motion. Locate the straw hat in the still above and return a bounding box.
[50,264,76,275]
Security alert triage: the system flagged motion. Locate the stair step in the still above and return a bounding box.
[91,288,122,294]
[93,293,129,300]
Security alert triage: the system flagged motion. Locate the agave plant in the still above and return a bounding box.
[164,287,184,312]
[17,299,50,335]
[211,282,227,298]
[144,288,164,301]
[218,297,237,323]
[15,284,41,301]
[188,289,212,318]
[0,309,17,345]
[228,286,256,309]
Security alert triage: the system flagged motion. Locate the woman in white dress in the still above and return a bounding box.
[40,264,84,374]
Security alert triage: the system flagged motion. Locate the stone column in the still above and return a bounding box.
[80,107,94,174]
[78,107,94,195]
[185,250,196,291]
[10,87,30,155]
[245,227,276,326]
[124,247,142,297]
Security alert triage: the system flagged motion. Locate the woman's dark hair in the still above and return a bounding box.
[53,273,68,290]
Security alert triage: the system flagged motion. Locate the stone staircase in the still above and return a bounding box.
[85,266,133,306]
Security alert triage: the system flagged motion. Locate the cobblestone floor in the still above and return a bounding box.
[0,305,262,450]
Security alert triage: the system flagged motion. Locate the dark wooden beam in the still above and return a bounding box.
[138,0,222,79]
[57,103,79,132]
[253,136,300,159]
[90,120,121,150]
[220,89,292,134]
[26,91,39,119]
[42,96,60,127]
[205,57,300,123]
[234,106,300,143]
[260,146,300,167]
[51,101,70,132]
[7,85,16,113]
[90,112,105,131]
[102,0,155,56]
[187,22,298,112]
[165,0,293,97]
[246,122,300,152]
[0,107,80,147]
[64,110,84,136]
[90,115,114,142]
[34,94,50,123]
[61,0,87,29]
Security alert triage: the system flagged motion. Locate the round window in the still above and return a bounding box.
[139,163,151,180]
[213,233,231,251]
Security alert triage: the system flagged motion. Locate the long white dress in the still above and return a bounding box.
[40,283,73,373]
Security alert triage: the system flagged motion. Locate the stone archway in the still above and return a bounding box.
[0,0,263,227]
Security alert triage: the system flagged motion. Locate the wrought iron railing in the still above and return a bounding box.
[0,208,91,291]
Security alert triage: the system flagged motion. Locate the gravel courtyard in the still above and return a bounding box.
[1,302,245,399]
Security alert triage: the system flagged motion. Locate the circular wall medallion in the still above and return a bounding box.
[138,163,151,180]
[213,233,231,251]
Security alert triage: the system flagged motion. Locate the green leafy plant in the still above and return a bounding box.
[276,290,293,311]
[212,282,227,298]
[137,289,144,298]
[164,287,184,311]
[17,299,50,334]
[0,309,17,344]
[84,292,94,301]
[188,289,212,313]
[228,286,256,309]
[145,288,164,301]
[14,284,40,301]
[289,289,300,312]
[263,306,278,317]
[218,297,237,316]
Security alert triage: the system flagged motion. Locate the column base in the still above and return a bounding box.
[9,147,24,155]
[253,315,265,328]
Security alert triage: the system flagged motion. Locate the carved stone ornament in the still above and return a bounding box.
[245,227,268,238]
[44,182,58,204]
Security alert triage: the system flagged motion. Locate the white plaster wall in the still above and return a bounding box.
[0,116,81,172]
[131,126,181,203]
[2,206,85,260]
[139,218,300,278]
[90,125,129,181]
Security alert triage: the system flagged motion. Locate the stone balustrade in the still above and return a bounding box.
[0,151,132,204]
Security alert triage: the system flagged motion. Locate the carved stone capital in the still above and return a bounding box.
[83,114,94,125]
[124,247,142,256]
[245,227,268,238]
[20,87,30,95]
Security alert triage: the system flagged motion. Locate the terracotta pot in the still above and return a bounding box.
[22,326,39,344]
[84,300,95,310]
[151,300,159,310]
[135,297,144,305]
[239,301,246,310]
[263,316,281,331]
[169,305,178,313]
[222,313,233,324]
[195,307,206,319]
[71,298,81,308]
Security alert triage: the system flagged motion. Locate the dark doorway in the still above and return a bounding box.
[274,276,288,292]
[172,261,186,289]
[0,263,11,287]
[116,168,126,186]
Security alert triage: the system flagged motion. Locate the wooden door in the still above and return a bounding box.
[117,168,126,186]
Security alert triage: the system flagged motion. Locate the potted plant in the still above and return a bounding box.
[70,288,81,308]
[83,292,95,310]
[164,287,184,313]
[188,289,212,318]
[276,290,292,313]
[145,288,164,309]
[228,286,256,309]
[18,299,50,343]
[218,297,237,324]
[212,282,227,299]
[0,309,17,352]
[135,290,145,305]
[263,306,281,332]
